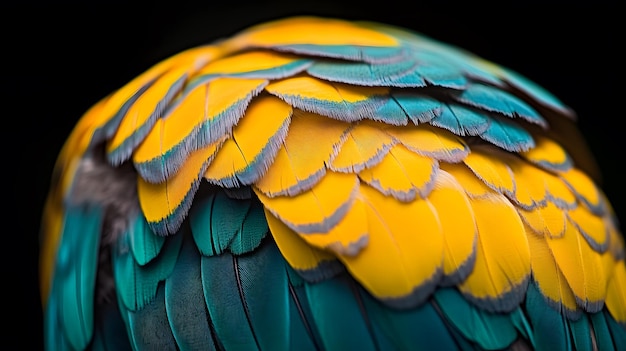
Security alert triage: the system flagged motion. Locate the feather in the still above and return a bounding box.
[566,205,610,253]
[133,77,267,183]
[358,144,438,202]
[388,92,442,125]
[518,202,567,238]
[164,229,216,350]
[345,184,443,308]
[462,146,516,198]
[590,311,616,351]
[307,57,419,87]
[264,207,344,282]
[545,219,615,312]
[255,171,358,234]
[330,121,396,173]
[113,231,183,312]
[384,123,469,163]
[137,139,224,235]
[123,284,177,350]
[524,281,573,351]
[200,238,292,351]
[520,135,573,173]
[430,104,490,136]
[459,192,531,312]
[254,110,349,197]
[478,116,535,152]
[204,95,293,187]
[606,261,626,325]
[560,167,606,215]
[127,213,165,266]
[265,76,389,122]
[433,288,518,350]
[455,82,546,127]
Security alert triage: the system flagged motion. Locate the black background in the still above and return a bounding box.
[8,2,622,350]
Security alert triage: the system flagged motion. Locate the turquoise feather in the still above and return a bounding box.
[479,116,535,152]
[390,92,441,124]
[433,288,518,350]
[189,189,267,256]
[307,58,419,87]
[112,230,182,311]
[275,43,407,63]
[200,239,291,350]
[361,288,460,350]
[525,282,572,351]
[123,284,177,350]
[590,310,616,351]
[164,229,217,350]
[568,315,594,351]
[49,205,103,350]
[431,104,490,136]
[128,213,165,266]
[606,310,626,350]
[304,273,379,351]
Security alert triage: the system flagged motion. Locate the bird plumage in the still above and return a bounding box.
[40,16,626,350]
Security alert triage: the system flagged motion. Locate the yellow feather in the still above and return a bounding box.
[358,144,437,201]
[566,205,609,252]
[265,75,389,104]
[133,77,267,165]
[107,54,212,154]
[459,193,531,305]
[560,167,603,210]
[137,139,224,225]
[606,261,626,323]
[330,122,395,172]
[301,199,369,256]
[508,156,550,208]
[254,172,358,234]
[254,110,349,196]
[385,124,469,162]
[545,219,615,310]
[429,170,477,281]
[520,135,570,169]
[196,50,304,76]
[518,202,567,238]
[440,162,492,198]
[227,16,399,48]
[343,183,443,302]
[526,224,579,312]
[264,208,338,272]
[463,146,515,196]
[204,95,292,183]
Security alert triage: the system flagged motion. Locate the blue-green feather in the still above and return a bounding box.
[479,116,535,152]
[568,315,593,351]
[49,204,103,350]
[390,92,441,124]
[525,282,572,351]
[307,58,419,87]
[228,197,269,255]
[123,284,177,350]
[430,104,490,136]
[164,228,217,350]
[304,273,378,351]
[590,310,616,351]
[275,44,407,63]
[433,288,518,350]
[605,310,626,350]
[112,229,182,311]
[128,213,165,266]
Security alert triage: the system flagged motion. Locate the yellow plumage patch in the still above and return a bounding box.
[606,261,626,323]
[265,75,389,104]
[330,122,395,172]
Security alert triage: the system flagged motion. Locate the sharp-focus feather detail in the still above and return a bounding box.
[253,110,349,197]
[204,95,293,187]
[41,15,626,351]
[358,144,438,201]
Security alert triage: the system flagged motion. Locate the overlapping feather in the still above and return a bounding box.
[41,15,626,351]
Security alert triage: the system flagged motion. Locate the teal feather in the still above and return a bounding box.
[456,83,546,127]
[164,228,217,350]
[390,92,441,124]
[502,67,571,115]
[413,51,467,88]
[275,43,407,63]
[361,288,460,350]
[107,74,187,166]
[304,273,378,351]
[123,284,177,350]
[430,104,490,136]
[285,266,323,350]
[227,197,269,255]
[91,303,132,351]
[605,310,626,350]
[54,205,103,350]
[44,292,71,351]
[307,58,419,87]
[128,213,165,266]
[189,189,268,256]
[200,238,291,351]
[510,308,535,345]
[525,282,572,351]
[479,116,535,152]
[590,310,616,351]
[568,315,593,351]
[113,230,182,311]
[433,288,518,350]
[370,98,409,125]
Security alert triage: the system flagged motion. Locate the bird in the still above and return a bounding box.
[39,15,626,350]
